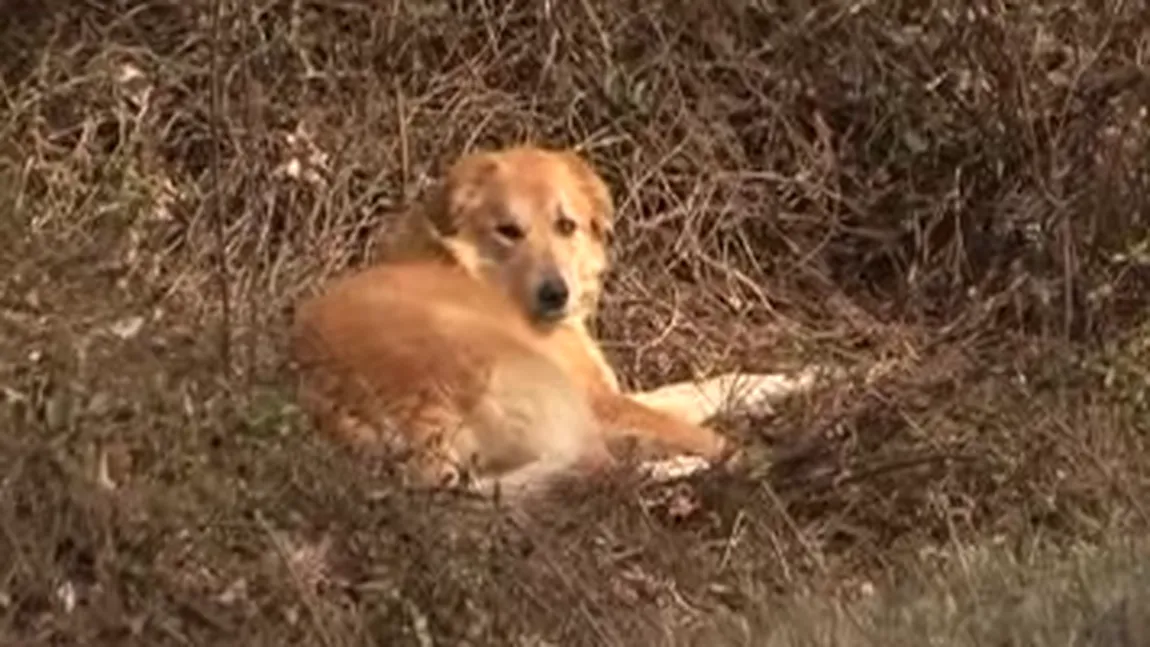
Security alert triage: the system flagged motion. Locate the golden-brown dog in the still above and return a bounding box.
[294,146,755,499]
[295,145,834,498]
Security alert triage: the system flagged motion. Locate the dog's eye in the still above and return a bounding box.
[495,223,525,241]
[555,217,577,237]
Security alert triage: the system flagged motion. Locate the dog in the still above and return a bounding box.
[294,145,825,499]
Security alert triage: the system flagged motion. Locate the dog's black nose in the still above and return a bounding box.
[535,277,569,315]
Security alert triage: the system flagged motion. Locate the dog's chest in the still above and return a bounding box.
[542,324,620,395]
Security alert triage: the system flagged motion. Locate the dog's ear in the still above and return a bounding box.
[560,150,615,244]
[423,152,500,237]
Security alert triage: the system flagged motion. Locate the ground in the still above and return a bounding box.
[1,1,1148,645]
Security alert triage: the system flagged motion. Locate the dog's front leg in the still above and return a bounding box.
[591,393,731,461]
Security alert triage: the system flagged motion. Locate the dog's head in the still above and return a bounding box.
[420,146,614,327]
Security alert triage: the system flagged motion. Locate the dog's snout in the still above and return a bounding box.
[535,276,570,316]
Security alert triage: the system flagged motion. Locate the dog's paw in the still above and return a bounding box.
[636,454,713,482]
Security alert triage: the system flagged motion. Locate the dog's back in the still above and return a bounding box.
[292,261,610,497]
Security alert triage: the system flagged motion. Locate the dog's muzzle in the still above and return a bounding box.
[533,275,570,320]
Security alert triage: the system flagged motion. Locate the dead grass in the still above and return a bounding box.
[1,0,1148,644]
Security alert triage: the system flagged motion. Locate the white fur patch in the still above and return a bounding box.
[636,454,713,482]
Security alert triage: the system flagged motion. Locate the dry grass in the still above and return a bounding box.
[1,0,1148,644]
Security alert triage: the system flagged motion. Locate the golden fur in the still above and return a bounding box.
[294,145,818,498]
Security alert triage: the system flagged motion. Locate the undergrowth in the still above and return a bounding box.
[1,0,1148,644]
